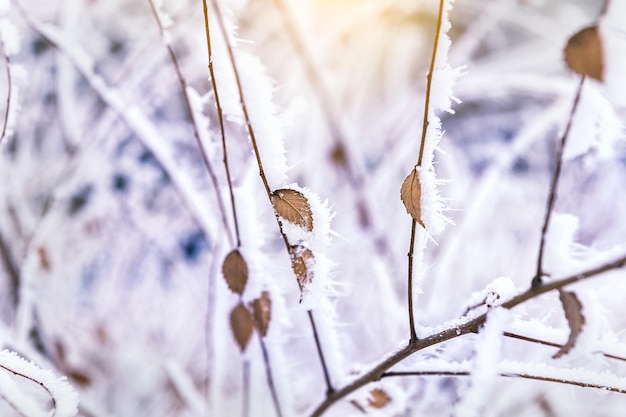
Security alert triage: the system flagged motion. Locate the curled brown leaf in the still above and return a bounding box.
[271,189,314,232]
[400,168,425,228]
[289,245,315,290]
[251,291,272,337]
[553,290,585,359]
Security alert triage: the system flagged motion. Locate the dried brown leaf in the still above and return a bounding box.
[400,168,425,228]
[271,189,313,232]
[367,388,391,409]
[290,245,315,289]
[68,369,91,387]
[330,144,347,167]
[222,249,248,295]
[553,290,585,358]
[564,25,604,81]
[230,303,254,352]
[251,291,272,337]
[38,246,50,271]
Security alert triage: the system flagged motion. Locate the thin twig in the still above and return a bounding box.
[504,331,626,363]
[407,220,418,343]
[0,363,57,416]
[308,253,626,417]
[0,231,19,310]
[381,369,626,394]
[259,337,284,417]
[0,51,13,145]
[147,0,236,248]
[417,0,445,168]
[242,361,249,417]
[532,76,585,288]
[202,0,334,396]
[307,310,334,396]
[406,0,446,343]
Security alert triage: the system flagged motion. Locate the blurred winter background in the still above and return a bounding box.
[0,0,625,416]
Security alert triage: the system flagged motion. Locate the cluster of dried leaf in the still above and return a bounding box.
[223,186,318,350]
[270,188,317,290]
[223,250,271,351]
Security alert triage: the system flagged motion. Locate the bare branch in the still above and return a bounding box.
[532,76,585,288]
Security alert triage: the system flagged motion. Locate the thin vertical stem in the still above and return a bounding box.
[242,360,250,417]
[406,0,446,343]
[417,0,445,167]
[407,219,418,343]
[307,310,334,396]
[198,0,243,247]
[146,0,235,247]
[532,76,585,288]
[259,338,284,417]
[0,52,12,145]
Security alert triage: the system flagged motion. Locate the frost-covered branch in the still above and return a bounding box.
[308,253,626,417]
[504,332,626,363]
[383,360,626,394]
[0,13,20,145]
[0,350,78,417]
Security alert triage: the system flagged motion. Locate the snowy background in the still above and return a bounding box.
[0,0,626,416]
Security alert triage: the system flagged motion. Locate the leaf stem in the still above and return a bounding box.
[532,76,585,288]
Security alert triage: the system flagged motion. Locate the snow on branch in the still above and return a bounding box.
[0,350,78,417]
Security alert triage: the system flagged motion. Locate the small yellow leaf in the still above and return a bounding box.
[289,245,315,290]
[222,250,248,295]
[564,25,603,81]
[271,189,313,232]
[553,290,585,359]
[230,303,254,352]
[251,291,272,337]
[400,168,425,228]
[367,388,391,408]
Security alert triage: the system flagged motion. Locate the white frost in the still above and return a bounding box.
[0,350,79,417]
[455,308,511,417]
[0,20,19,56]
[565,83,621,160]
[601,1,626,106]
[543,212,584,275]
